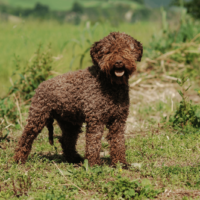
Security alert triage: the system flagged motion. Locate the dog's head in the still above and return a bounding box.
[90,32,143,84]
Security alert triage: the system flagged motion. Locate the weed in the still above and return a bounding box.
[169,76,200,133]
[0,44,53,129]
[102,176,162,199]
[0,127,9,142]
[9,44,53,101]
[0,97,18,126]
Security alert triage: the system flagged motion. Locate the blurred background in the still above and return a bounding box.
[0,0,199,97]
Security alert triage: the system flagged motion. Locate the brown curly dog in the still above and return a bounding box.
[14,32,143,166]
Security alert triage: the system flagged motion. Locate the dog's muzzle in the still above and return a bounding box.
[114,60,125,77]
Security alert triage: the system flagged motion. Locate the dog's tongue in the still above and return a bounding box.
[115,70,124,77]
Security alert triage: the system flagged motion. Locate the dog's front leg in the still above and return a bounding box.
[85,122,104,166]
[107,119,127,166]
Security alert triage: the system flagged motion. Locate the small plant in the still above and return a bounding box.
[169,76,200,133]
[0,123,9,142]
[0,45,53,129]
[102,176,162,199]
[0,95,21,129]
[9,44,53,101]
[0,97,18,124]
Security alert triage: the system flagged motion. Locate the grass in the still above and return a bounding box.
[0,20,160,97]
[1,13,200,199]
[1,66,200,199]
[1,0,142,11]
[1,114,200,199]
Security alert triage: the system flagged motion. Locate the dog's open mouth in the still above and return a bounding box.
[114,69,125,77]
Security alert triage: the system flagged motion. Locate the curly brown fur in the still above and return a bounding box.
[90,32,143,85]
[14,32,143,166]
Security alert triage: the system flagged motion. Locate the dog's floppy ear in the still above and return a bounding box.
[90,36,112,66]
[90,41,101,66]
[134,40,143,62]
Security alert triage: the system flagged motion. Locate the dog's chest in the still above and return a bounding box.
[81,82,129,122]
[51,71,130,123]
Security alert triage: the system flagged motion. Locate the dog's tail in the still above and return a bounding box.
[46,118,54,145]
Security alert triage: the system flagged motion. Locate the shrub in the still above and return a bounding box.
[0,45,53,128]
[169,76,200,133]
[9,44,53,101]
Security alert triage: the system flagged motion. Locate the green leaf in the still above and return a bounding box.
[178,90,184,97]
[141,179,151,187]
[125,189,135,197]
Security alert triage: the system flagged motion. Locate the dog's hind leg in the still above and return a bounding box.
[58,121,84,164]
[46,118,54,146]
[14,108,50,164]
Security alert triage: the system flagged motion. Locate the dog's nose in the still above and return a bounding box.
[115,60,123,65]
[115,60,123,68]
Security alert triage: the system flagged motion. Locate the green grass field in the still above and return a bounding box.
[1,0,142,10]
[1,13,200,199]
[0,20,160,97]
